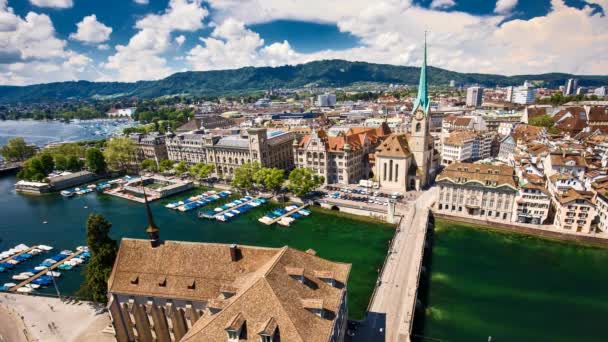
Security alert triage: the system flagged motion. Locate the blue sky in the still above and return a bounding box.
[0,0,606,85]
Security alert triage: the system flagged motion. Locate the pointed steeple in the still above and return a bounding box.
[412,32,430,115]
[142,188,160,247]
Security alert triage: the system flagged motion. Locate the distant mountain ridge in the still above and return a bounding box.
[1,59,607,103]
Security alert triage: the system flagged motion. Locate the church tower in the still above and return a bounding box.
[409,34,433,189]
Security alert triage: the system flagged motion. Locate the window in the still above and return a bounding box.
[383,163,387,181]
[416,122,421,132]
[395,164,399,182]
[389,160,393,182]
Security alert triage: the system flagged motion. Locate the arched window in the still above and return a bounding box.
[395,164,399,182]
[383,163,387,181]
[389,160,393,182]
[415,122,421,132]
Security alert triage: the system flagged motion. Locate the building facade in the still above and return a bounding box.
[435,163,518,223]
[512,183,551,224]
[553,189,596,234]
[130,132,169,163]
[166,128,294,179]
[466,87,483,107]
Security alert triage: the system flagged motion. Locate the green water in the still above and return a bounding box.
[0,175,394,319]
[416,219,608,342]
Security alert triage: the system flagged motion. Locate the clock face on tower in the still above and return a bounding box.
[415,109,424,121]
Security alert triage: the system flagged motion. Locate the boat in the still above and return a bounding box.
[34,266,48,271]
[3,283,16,287]
[20,272,34,277]
[38,245,54,251]
[12,274,29,280]
[60,190,75,197]
[298,209,311,216]
[46,271,61,278]
[16,287,33,293]
[216,215,227,222]
[25,283,40,289]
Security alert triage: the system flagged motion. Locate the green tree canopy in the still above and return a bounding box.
[85,148,106,174]
[253,167,284,193]
[0,137,37,162]
[173,161,188,175]
[54,154,68,171]
[80,214,117,303]
[103,137,136,172]
[288,167,324,197]
[232,162,261,191]
[188,162,215,180]
[66,155,83,171]
[158,159,175,172]
[141,159,158,172]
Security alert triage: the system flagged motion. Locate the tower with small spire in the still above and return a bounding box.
[143,189,160,247]
[408,32,434,189]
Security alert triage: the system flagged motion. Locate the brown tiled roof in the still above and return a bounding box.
[553,107,587,133]
[444,131,477,146]
[588,106,608,122]
[296,126,389,153]
[109,240,350,342]
[453,117,472,127]
[437,162,517,189]
[549,153,587,167]
[511,124,544,143]
[374,134,411,158]
[555,188,594,205]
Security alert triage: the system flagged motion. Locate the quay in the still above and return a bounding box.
[9,250,84,293]
[199,195,268,219]
[261,203,310,225]
[0,162,21,175]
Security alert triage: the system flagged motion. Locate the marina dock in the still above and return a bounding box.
[199,196,267,219]
[9,250,84,293]
[0,247,35,264]
[262,203,310,225]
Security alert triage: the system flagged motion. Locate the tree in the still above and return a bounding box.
[0,137,36,162]
[232,162,261,191]
[288,167,324,197]
[39,153,55,175]
[173,161,188,175]
[86,148,106,174]
[66,155,83,171]
[103,137,136,172]
[254,167,284,194]
[141,159,158,172]
[80,214,117,303]
[158,159,175,172]
[529,115,554,128]
[54,155,68,171]
[188,162,215,180]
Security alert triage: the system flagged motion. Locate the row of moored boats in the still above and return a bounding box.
[199,197,268,221]
[165,191,231,212]
[0,244,53,273]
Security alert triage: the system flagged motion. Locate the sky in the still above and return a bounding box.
[0,0,606,85]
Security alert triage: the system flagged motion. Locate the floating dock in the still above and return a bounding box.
[261,203,310,226]
[9,250,84,293]
[0,247,35,264]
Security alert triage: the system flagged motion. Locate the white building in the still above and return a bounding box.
[107,107,136,117]
[466,87,483,107]
[512,87,536,105]
[596,192,608,236]
[565,78,578,95]
[317,93,337,107]
[513,183,551,224]
[594,86,606,97]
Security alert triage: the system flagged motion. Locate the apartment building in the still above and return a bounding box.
[553,189,596,234]
[441,131,492,165]
[513,183,551,224]
[435,163,518,223]
[293,125,390,185]
[595,192,608,236]
[166,128,294,179]
[544,152,587,180]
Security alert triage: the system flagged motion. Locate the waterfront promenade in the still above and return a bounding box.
[353,187,437,342]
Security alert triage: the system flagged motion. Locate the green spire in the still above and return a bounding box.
[412,32,429,115]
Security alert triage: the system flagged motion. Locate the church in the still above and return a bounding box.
[373,38,440,192]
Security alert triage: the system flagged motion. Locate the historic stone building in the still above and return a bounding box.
[435,163,518,223]
[107,201,350,342]
[166,128,294,179]
[374,38,439,191]
[293,125,390,185]
[129,132,169,163]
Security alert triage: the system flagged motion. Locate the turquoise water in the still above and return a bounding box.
[415,219,608,342]
[0,175,393,319]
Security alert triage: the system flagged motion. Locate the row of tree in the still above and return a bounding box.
[231,162,324,197]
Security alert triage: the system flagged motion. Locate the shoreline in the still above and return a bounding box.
[434,215,608,249]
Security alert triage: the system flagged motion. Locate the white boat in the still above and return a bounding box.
[3,283,16,287]
[46,271,61,278]
[214,208,223,212]
[20,272,34,277]
[224,212,234,218]
[60,250,73,255]
[216,215,227,222]
[12,274,29,280]
[298,210,310,216]
[34,266,48,271]
[6,260,19,265]
[25,284,40,289]
[16,287,33,293]
[76,246,89,252]
[38,245,53,251]
[60,190,74,197]
[42,258,56,264]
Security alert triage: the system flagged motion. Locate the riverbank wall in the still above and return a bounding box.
[433,211,608,248]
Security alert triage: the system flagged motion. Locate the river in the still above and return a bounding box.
[0,174,393,319]
[414,219,608,342]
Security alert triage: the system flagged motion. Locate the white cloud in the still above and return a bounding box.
[175,34,186,46]
[103,0,208,81]
[134,0,149,4]
[97,44,110,50]
[69,15,112,44]
[0,3,97,84]
[494,0,518,14]
[29,0,73,9]
[430,0,456,10]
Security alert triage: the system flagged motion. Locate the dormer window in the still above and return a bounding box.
[225,313,246,342]
[314,270,336,287]
[302,299,325,318]
[258,317,278,342]
[130,275,139,285]
[158,277,167,287]
[285,266,305,284]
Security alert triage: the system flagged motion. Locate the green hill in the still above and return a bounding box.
[1,60,606,103]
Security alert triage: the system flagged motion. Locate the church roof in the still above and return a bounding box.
[375,134,411,158]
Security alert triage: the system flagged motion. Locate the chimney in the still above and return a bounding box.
[229,244,240,262]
